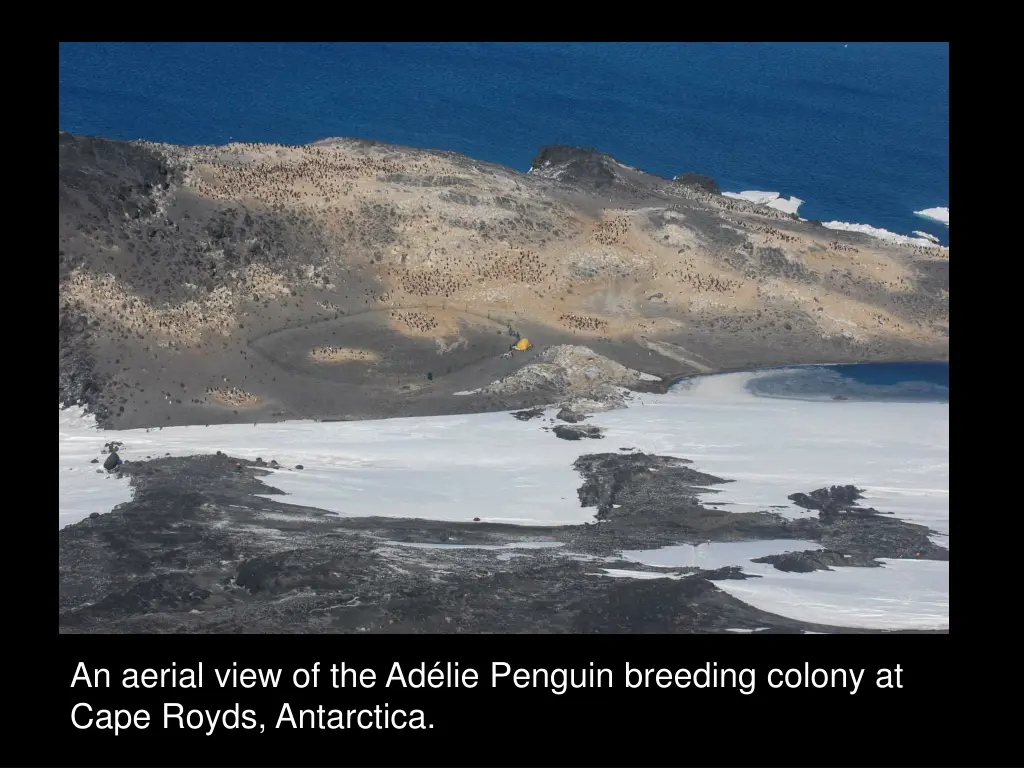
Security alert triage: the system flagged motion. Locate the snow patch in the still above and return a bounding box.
[599,568,687,580]
[380,541,563,551]
[59,405,134,529]
[714,558,948,630]
[58,406,598,529]
[621,539,822,570]
[724,190,780,205]
[59,368,947,540]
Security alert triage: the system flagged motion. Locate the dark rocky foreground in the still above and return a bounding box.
[59,450,947,634]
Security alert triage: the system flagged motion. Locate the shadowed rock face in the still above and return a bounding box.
[553,424,604,440]
[58,449,947,634]
[672,172,720,195]
[58,133,948,429]
[556,407,587,423]
[789,485,867,516]
[511,407,544,421]
[58,132,177,232]
[530,145,625,187]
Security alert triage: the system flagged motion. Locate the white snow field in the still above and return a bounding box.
[713,557,948,630]
[59,368,948,630]
[59,405,137,529]
[618,540,947,630]
[59,406,596,529]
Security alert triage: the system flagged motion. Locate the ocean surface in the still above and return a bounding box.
[59,42,948,245]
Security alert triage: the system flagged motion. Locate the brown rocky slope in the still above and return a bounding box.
[58,133,948,429]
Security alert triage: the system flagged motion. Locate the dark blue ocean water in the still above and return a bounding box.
[745,362,949,402]
[59,42,948,244]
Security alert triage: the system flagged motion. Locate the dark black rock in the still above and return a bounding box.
[531,146,620,187]
[702,566,760,581]
[511,408,544,421]
[672,172,720,194]
[788,485,866,518]
[89,512,100,520]
[90,458,99,464]
[102,452,121,471]
[573,452,727,521]
[295,464,304,470]
[751,549,860,573]
[553,424,604,440]
[556,408,586,423]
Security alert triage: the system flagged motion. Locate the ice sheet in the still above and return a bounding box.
[713,558,949,630]
[914,206,949,226]
[621,540,822,570]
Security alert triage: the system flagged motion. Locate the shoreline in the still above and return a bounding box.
[72,130,949,249]
[648,360,949,399]
[62,357,951,430]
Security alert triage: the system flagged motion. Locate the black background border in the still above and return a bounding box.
[43,35,999,768]
[52,637,966,767]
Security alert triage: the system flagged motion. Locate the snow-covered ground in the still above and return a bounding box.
[617,540,947,630]
[609,372,948,536]
[59,368,949,630]
[59,405,595,529]
[59,406,137,529]
[713,558,948,630]
[61,372,947,534]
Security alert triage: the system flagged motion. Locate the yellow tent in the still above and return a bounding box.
[513,338,531,351]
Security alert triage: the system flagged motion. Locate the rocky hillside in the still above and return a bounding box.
[58,132,949,428]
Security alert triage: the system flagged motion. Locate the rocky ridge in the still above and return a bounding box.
[59,133,949,429]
